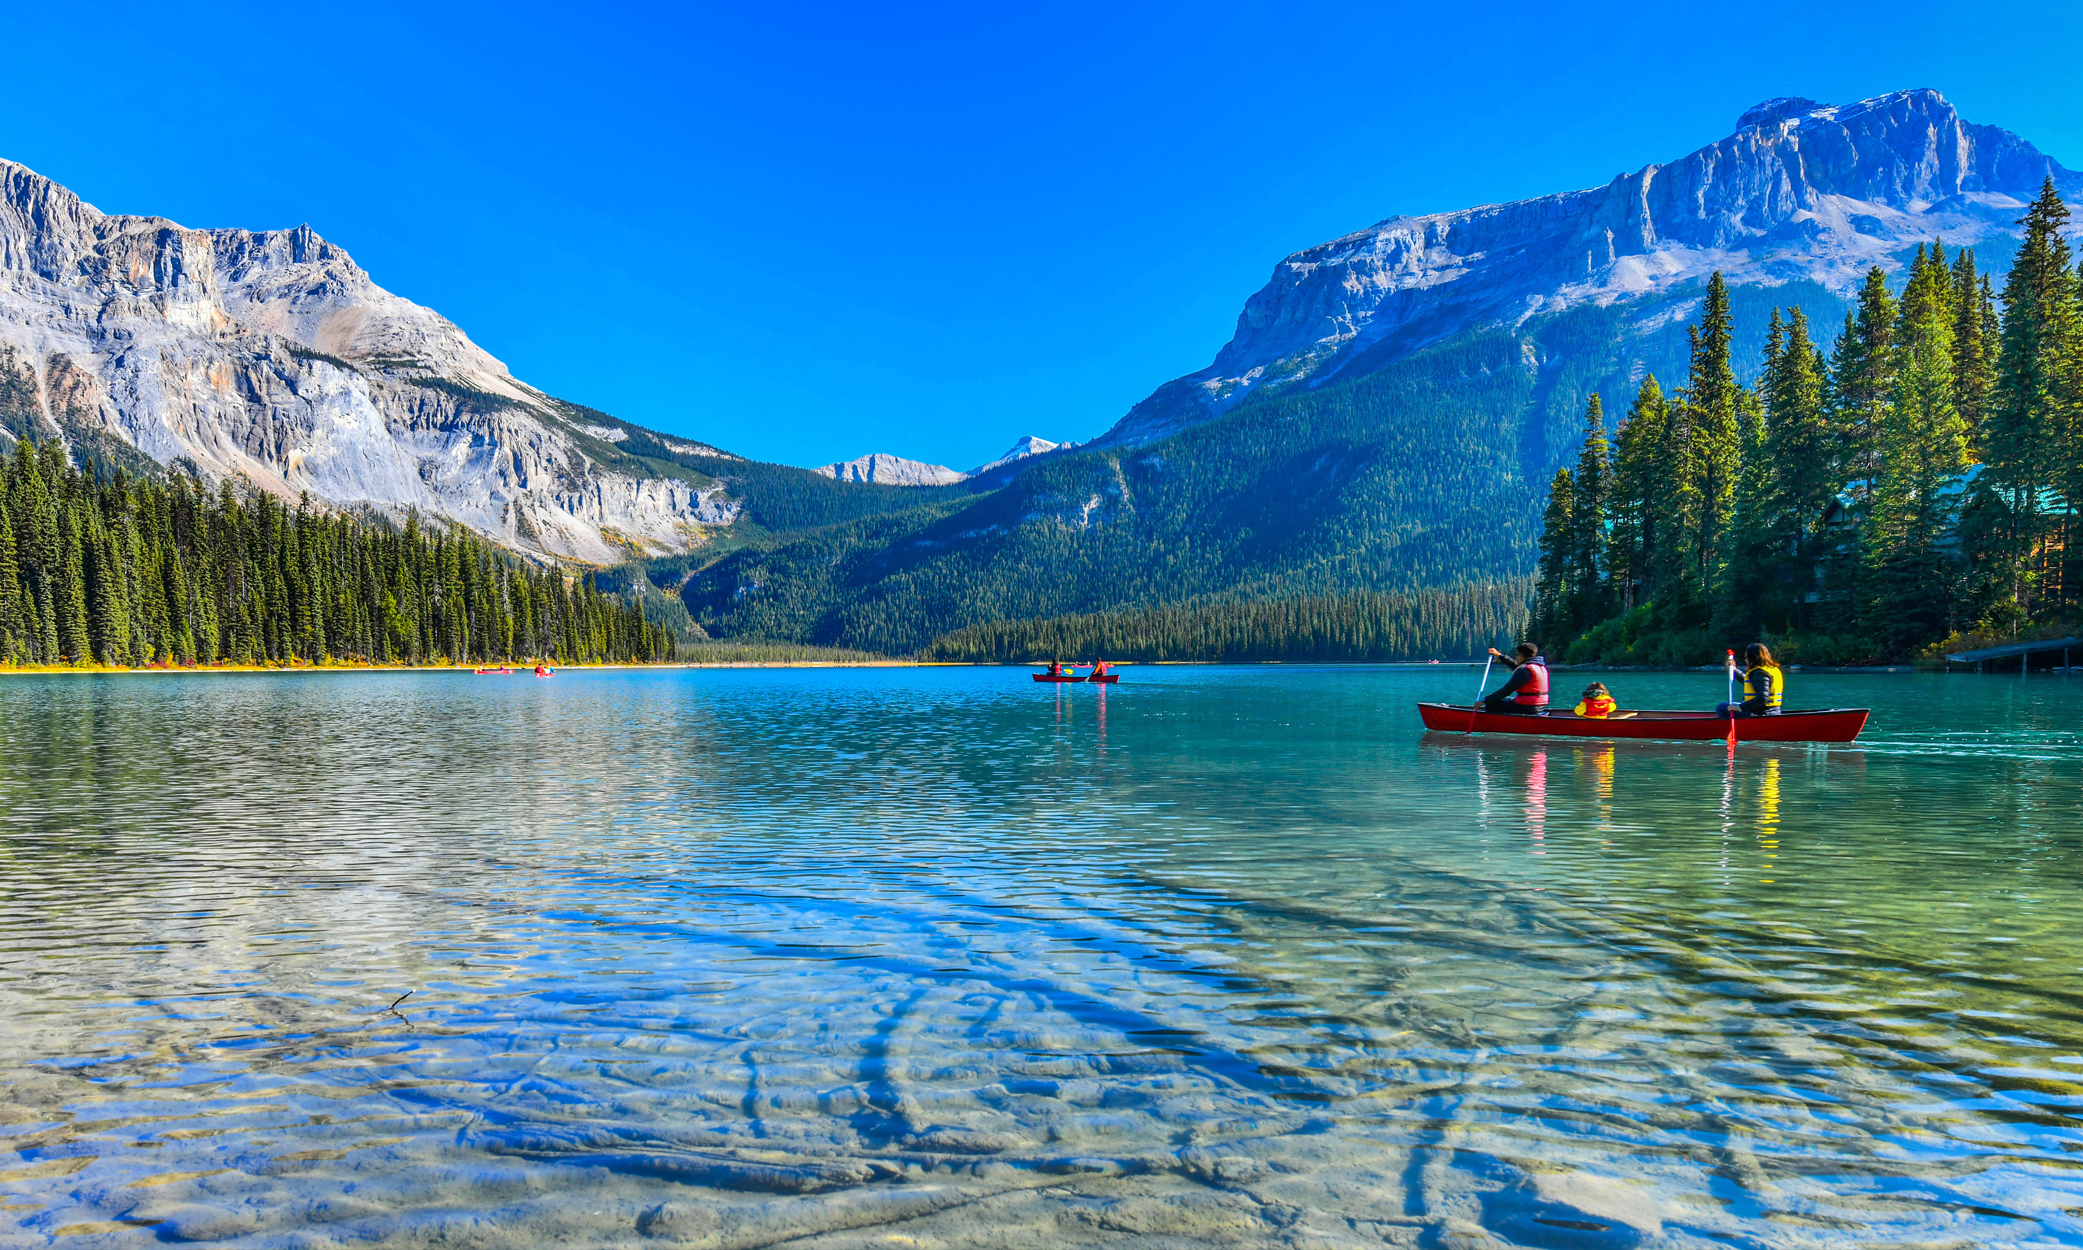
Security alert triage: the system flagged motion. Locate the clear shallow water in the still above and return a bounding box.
[3,667,2083,1248]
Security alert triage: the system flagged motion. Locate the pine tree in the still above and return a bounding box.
[0,498,19,663]
[1532,467,1575,644]
[1868,243,1970,648]
[1836,266,1898,502]
[1685,273,1743,591]
[1951,247,1997,449]
[1757,306,1833,628]
[1606,376,1668,613]
[1564,395,1610,638]
[1983,177,2078,621]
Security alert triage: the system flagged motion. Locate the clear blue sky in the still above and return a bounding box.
[2,2,2078,471]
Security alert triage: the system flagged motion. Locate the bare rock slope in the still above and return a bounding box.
[0,160,735,563]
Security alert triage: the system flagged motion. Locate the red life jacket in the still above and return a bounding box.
[1507,658,1550,706]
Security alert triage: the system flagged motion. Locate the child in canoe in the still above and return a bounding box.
[1572,682,1636,719]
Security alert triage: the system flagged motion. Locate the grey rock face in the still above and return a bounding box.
[814,452,967,486]
[814,437,1066,486]
[0,161,733,564]
[1103,88,2082,446]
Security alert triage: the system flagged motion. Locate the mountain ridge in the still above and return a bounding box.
[1098,88,2080,448]
[811,436,1064,487]
[0,160,745,564]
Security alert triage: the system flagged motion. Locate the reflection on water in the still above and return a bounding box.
[3,667,2083,1247]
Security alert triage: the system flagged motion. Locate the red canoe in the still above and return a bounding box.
[1087,674,1119,684]
[1033,673,1086,683]
[1416,702,1869,743]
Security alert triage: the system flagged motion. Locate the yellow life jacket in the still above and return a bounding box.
[1743,664,1784,709]
[1574,694,1616,718]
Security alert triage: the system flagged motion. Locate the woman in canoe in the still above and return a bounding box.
[1481,643,1549,715]
[1090,658,1111,678]
[1718,643,1784,718]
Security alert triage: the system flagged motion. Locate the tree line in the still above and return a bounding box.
[919,582,1530,663]
[1533,179,2082,665]
[0,437,674,668]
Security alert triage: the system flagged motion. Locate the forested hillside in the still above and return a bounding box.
[674,279,1857,656]
[1532,182,2078,665]
[919,583,1532,663]
[0,439,673,667]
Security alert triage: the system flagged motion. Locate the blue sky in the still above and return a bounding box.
[2,2,2078,471]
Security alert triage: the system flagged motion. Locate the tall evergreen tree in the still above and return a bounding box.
[1683,273,1743,595]
[1532,467,1575,645]
[1983,177,2078,620]
[1565,395,1610,635]
[1606,376,1668,613]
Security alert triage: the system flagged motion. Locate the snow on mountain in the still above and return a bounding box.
[969,436,1062,476]
[813,452,967,486]
[1102,88,2083,446]
[814,436,1065,486]
[0,160,734,564]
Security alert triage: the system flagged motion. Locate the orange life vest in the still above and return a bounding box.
[1575,694,1615,718]
[1507,658,1549,706]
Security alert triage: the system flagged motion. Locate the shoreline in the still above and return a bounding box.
[0,659,1995,677]
[0,660,932,676]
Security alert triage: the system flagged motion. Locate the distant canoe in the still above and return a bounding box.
[1416,703,1869,743]
[473,666,513,675]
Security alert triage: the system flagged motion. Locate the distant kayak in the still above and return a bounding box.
[473,666,513,675]
[534,665,555,678]
[1416,703,1869,743]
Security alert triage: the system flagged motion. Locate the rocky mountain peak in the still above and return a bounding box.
[1737,97,1826,129]
[1101,87,2081,448]
[815,452,966,487]
[0,158,733,563]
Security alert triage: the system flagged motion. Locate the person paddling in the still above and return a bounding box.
[1046,659,1064,677]
[1090,658,1111,678]
[1717,643,1784,718]
[1481,643,1549,715]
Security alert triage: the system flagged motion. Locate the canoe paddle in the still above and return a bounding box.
[1725,650,1738,745]
[1468,653,1493,733]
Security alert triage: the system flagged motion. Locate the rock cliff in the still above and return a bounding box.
[0,161,735,564]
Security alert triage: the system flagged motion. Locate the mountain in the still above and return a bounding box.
[814,453,967,486]
[1102,89,2081,447]
[967,435,1063,479]
[681,89,2081,652]
[812,436,1065,487]
[0,160,769,564]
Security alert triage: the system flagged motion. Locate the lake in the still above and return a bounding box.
[3,665,2082,1247]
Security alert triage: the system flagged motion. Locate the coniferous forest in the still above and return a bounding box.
[1532,180,2083,666]
[919,582,1531,664]
[0,437,673,668]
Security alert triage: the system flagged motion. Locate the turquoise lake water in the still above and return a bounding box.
[3,665,2083,1248]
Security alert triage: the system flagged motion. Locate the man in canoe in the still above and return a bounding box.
[1090,658,1111,678]
[1481,643,1549,714]
[1718,643,1784,717]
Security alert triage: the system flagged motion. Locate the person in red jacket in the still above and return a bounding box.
[1482,643,1549,715]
